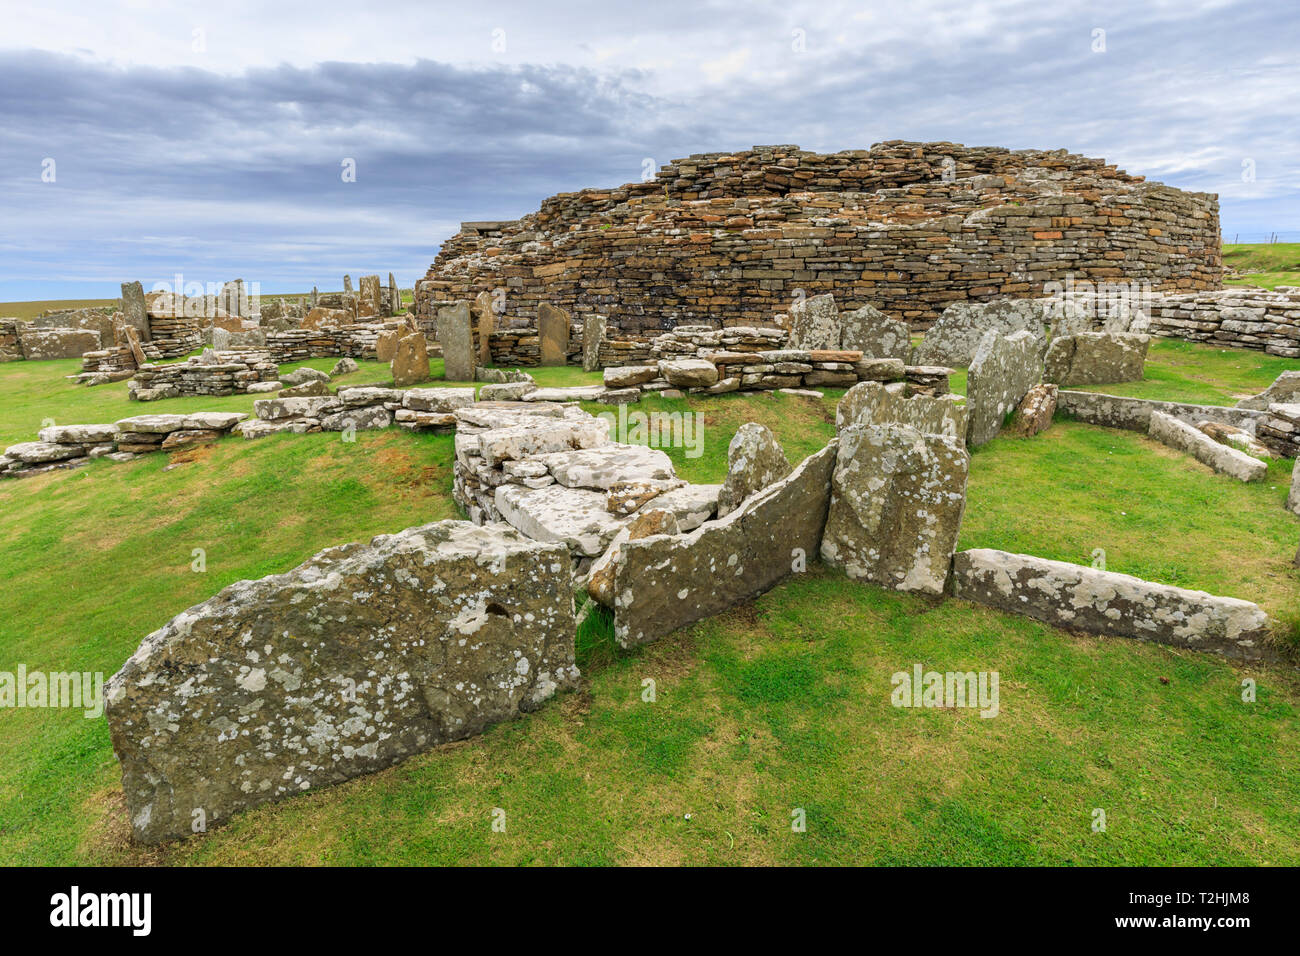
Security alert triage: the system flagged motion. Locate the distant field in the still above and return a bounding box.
[0,300,116,321]
[1223,242,1300,291]
[0,289,415,321]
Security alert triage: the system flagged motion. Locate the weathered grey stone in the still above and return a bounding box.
[586,509,679,607]
[537,303,570,366]
[1148,411,1267,482]
[238,419,320,439]
[840,304,911,360]
[647,483,720,531]
[105,520,578,843]
[278,379,331,398]
[477,419,609,467]
[388,274,400,316]
[821,423,969,595]
[438,302,475,382]
[3,441,86,463]
[331,357,359,377]
[391,332,430,387]
[582,314,606,372]
[965,330,1043,447]
[37,423,118,444]
[537,443,675,490]
[836,381,967,439]
[605,478,686,515]
[717,423,791,517]
[160,428,222,451]
[1044,332,1149,386]
[1237,370,1300,411]
[338,386,403,406]
[19,327,100,360]
[358,275,382,317]
[1011,384,1058,437]
[657,358,718,389]
[403,387,475,413]
[913,299,1049,367]
[522,385,606,402]
[787,293,839,350]
[495,484,628,556]
[1288,460,1300,517]
[949,549,1276,661]
[375,330,400,363]
[1057,391,1266,434]
[853,357,908,382]
[320,406,393,431]
[255,396,341,421]
[472,291,495,367]
[121,281,150,340]
[603,365,659,388]
[478,381,537,401]
[611,442,837,647]
[280,366,331,387]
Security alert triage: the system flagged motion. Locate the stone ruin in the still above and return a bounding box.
[96,368,1283,842]
[413,142,1221,337]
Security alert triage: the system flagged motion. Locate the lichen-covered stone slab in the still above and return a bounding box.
[965,329,1043,447]
[1288,460,1300,516]
[538,303,570,366]
[646,483,721,530]
[912,299,1049,367]
[1044,331,1149,386]
[106,520,578,843]
[657,359,719,389]
[1237,370,1300,411]
[717,422,791,516]
[836,381,967,440]
[821,423,969,595]
[1148,411,1267,483]
[839,304,911,360]
[949,548,1275,661]
[612,442,836,647]
[787,293,839,350]
[495,483,630,556]
[536,443,675,490]
[1010,383,1058,437]
[477,418,608,467]
[437,301,475,382]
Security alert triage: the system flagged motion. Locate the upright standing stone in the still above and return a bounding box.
[391,332,430,387]
[358,275,382,317]
[538,303,570,366]
[787,293,840,350]
[220,279,246,317]
[311,286,319,308]
[582,314,606,372]
[375,329,400,363]
[120,281,150,341]
[343,274,353,295]
[388,273,400,316]
[820,423,969,595]
[438,301,475,382]
[473,291,496,366]
[839,303,911,360]
[717,423,792,516]
[965,329,1043,447]
[1289,460,1300,517]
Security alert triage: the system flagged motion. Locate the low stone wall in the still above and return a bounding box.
[128,351,280,401]
[0,413,248,478]
[1259,404,1300,458]
[264,323,402,363]
[1057,390,1266,435]
[0,319,20,361]
[105,520,579,843]
[1149,288,1300,357]
[949,548,1277,661]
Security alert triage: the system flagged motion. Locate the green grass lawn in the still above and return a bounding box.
[0,344,1297,865]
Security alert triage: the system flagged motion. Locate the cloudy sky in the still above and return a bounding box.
[2,0,1297,300]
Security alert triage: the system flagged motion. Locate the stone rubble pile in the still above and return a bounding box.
[1258,403,1300,458]
[128,350,280,401]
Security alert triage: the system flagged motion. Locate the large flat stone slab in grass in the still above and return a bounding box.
[106,520,578,843]
[949,548,1275,662]
[1148,411,1267,482]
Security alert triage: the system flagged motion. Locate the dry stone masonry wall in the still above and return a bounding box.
[414,142,1221,337]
